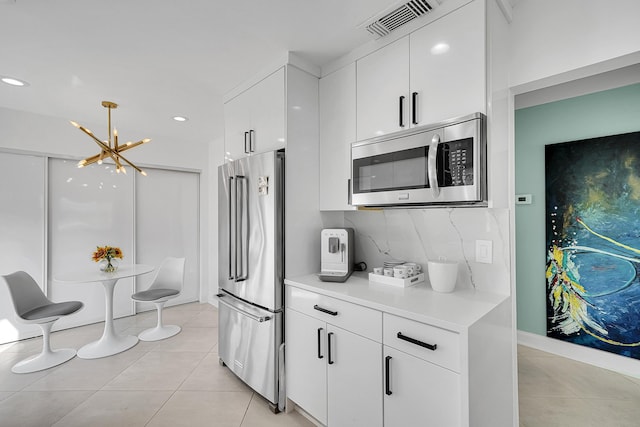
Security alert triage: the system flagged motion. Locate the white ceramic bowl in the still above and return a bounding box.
[427,260,458,293]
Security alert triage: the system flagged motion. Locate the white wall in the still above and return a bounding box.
[0,106,215,307]
[510,0,640,92]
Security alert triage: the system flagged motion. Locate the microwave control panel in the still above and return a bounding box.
[443,138,474,186]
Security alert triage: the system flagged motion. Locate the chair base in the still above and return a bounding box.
[138,325,181,342]
[11,348,76,374]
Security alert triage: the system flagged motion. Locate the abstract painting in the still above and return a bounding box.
[545,130,640,359]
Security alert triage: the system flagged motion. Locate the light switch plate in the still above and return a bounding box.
[476,240,493,264]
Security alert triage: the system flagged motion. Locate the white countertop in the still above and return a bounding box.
[284,272,509,333]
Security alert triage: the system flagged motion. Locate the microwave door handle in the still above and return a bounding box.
[428,134,441,198]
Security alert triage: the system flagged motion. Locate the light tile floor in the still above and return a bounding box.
[518,344,640,427]
[0,303,313,427]
[3,303,640,426]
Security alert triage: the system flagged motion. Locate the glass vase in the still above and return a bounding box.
[99,258,119,273]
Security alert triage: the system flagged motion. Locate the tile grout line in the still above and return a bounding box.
[239,392,257,427]
[143,308,213,426]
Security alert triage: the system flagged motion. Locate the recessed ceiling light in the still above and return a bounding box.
[1,76,29,87]
[173,116,188,122]
[430,43,450,55]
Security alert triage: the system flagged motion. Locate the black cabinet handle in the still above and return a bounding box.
[249,129,255,152]
[313,304,338,316]
[317,328,324,359]
[399,95,405,128]
[385,355,392,395]
[327,332,334,365]
[244,131,249,154]
[412,92,418,125]
[397,332,437,351]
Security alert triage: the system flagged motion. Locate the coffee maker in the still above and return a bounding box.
[319,228,355,282]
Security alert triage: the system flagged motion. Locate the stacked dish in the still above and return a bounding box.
[383,260,405,268]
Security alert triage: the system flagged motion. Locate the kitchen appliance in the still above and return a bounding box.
[319,228,354,282]
[217,149,285,412]
[351,112,486,207]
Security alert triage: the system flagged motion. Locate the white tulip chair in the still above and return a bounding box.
[131,257,185,341]
[2,271,84,373]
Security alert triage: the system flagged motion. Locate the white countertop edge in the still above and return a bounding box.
[285,272,509,332]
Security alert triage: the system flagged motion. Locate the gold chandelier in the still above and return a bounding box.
[71,101,151,176]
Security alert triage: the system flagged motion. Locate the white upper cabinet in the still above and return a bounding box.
[410,0,486,126]
[356,37,410,141]
[319,63,357,211]
[356,0,486,142]
[224,67,285,161]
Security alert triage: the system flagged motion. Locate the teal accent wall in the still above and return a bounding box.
[515,83,640,335]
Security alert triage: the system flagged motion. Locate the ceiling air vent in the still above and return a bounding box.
[364,0,435,38]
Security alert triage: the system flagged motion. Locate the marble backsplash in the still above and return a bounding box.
[343,207,510,295]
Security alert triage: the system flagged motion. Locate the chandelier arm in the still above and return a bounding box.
[87,138,126,172]
[109,152,124,171]
[112,151,144,174]
[88,136,118,156]
[75,124,115,153]
[116,138,150,153]
[79,151,109,167]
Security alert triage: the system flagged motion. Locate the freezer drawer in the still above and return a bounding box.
[218,294,283,406]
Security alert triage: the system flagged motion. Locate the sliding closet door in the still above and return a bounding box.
[0,152,46,344]
[135,168,200,311]
[48,159,135,329]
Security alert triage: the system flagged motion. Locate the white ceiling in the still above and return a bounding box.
[0,0,423,150]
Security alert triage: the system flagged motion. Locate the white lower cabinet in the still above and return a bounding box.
[286,308,328,424]
[383,313,462,427]
[327,325,382,427]
[285,275,515,427]
[286,285,462,427]
[384,347,460,427]
[286,286,383,427]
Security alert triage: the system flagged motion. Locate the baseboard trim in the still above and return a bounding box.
[517,330,640,378]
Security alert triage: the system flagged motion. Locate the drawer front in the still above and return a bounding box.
[286,286,382,342]
[383,313,460,372]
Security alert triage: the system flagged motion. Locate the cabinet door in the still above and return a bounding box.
[384,347,461,427]
[356,37,410,141]
[285,308,328,425]
[319,63,356,211]
[410,0,486,126]
[224,89,251,162]
[249,67,285,155]
[327,325,382,427]
[224,67,285,161]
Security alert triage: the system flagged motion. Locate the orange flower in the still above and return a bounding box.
[113,247,123,259]
[92,245,124,262]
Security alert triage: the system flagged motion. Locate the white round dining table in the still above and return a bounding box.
[56,264,154,359]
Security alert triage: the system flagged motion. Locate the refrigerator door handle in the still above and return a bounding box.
[236,175,249,281]
[228,176,236,281]
[217,295,272,323]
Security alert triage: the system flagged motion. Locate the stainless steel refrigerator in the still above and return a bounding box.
[217,149,285,412]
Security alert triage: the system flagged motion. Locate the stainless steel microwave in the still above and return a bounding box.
[351,113,486,207]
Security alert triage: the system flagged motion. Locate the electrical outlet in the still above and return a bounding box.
[476,240,493,264]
